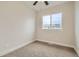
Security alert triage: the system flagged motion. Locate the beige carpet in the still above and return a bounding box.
[3,41,78,57]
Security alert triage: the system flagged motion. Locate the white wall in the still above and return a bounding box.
[36,2,75,48]
[75,2,79,48]
[75,2,79,55]
[0,2,35,56]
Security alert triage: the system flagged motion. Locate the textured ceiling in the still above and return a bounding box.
[23,1,69,11]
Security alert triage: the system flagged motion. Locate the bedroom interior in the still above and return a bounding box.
[0,1,79,57]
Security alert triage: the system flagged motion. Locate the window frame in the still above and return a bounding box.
[42,13,63,30]
[42,15,51,29]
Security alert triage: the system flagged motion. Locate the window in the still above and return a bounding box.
[42,13,62,29]
[43,15,50,29]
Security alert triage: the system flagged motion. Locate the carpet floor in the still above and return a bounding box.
[3,41,78,57]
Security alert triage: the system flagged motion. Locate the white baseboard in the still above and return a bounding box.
[0,40,35,56]
[36,39,75,49]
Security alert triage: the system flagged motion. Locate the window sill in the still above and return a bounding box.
[42,28,63,30]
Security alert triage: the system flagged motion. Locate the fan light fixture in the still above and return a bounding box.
[33,1,49,5]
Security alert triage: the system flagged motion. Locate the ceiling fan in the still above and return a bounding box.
[33,1,49,5]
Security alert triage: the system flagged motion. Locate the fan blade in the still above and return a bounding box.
[44,1,49,5]
[33,1,38,5]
